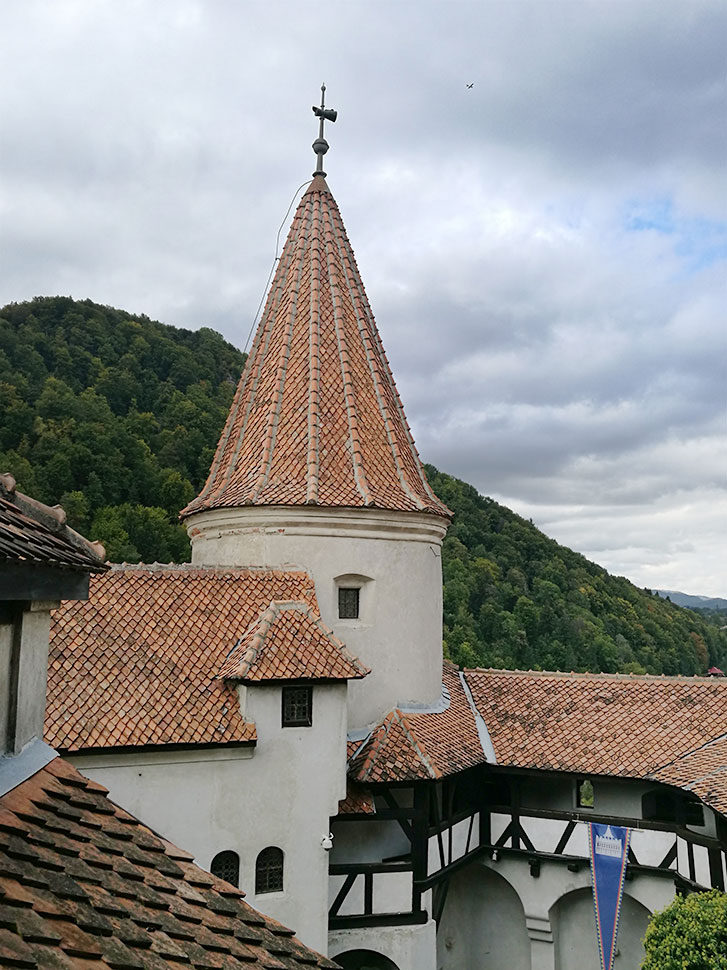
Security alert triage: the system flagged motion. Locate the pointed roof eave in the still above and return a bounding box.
[217,599,370,682]
[350,709,442,783]
[181,173,451,521]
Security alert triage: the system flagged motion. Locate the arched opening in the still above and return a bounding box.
[209,849,239,887]
[255,845,284,894]
[437,864,530,970]
[551,887,652,970]
[333,951,400,970]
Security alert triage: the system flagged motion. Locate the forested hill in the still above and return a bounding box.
[0,296,244,561]
[2,296,724,676]
[427,466,726,676]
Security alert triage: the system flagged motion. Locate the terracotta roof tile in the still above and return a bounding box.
[0,474,107,573]
[337,781,376,816]
[46,565,323,752]
[349,665,486,783]
[218,600,369,682]
[653,734,727,817]
[0,757,338,968]
[350,666,727,817]
[182,175,450,521]
[464,668,727,782]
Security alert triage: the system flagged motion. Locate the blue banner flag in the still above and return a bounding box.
[588,823,631,970]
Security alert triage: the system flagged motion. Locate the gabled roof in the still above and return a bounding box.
[218,600,369,682]
[182,175,450,521]
[0,473,107,574]
[348,665,727,817]
[0,756,338,969]
[465,668,727,781]
[652,734,727,818]
[349,665,486,783]
[46,565,323,752]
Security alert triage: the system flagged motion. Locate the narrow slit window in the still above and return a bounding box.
[282,685,313,727]
[210,850,239,887]
[338,587,360,619]
[256,846,284,894]
[577,778,594,808]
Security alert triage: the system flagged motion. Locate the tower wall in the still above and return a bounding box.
[187,506,447,730]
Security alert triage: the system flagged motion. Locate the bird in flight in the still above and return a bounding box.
[466,82,474,89]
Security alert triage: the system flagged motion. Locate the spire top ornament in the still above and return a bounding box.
[311,83,337,177]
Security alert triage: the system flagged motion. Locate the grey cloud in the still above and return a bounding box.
[0,0,724,592]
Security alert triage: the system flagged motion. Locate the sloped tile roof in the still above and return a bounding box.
[349,666,727,817]
[653,734,727,818]
[0,473,107,572]
[0,756,338,969]
[218,600,369,682]
[464,668,727,781]
[349,665,486,783]
[182,175,449,521]
[337,781,376,816]
[46,565,321,752]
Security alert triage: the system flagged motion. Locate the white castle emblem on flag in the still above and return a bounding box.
[595,826,623,858]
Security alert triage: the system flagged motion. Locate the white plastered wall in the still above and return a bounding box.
[67,681,348,956]
[329,919,437,970]
[186,506,448,729]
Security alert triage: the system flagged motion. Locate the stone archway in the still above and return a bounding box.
[551,887,652,970]
[333,951,400,970]
[437,864,531,969]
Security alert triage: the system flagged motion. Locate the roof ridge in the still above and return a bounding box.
[322,194,429,511]
[1,473,108,571]
[392,708,441,780]
[108,562,311,575]
[652,731,727,774]
[201,195,313,510]
[465,667,727,683]
[353,708,440,782]
[217,598,369,682]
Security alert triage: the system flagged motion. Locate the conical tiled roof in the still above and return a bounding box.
[182,174,450,519]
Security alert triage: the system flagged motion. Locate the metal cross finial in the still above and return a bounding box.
[311,82,337,177]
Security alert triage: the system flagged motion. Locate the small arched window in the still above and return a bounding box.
[255,846,284,894]
[210,850,240,887]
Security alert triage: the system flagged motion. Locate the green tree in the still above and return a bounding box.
[641,890,727,970]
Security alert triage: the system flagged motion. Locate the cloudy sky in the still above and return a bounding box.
[1,0,725,595]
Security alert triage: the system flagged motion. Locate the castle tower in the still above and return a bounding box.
[182,94,450,728]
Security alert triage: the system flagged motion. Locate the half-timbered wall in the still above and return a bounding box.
[328,766,727,970]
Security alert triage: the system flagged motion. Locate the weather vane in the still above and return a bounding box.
[312,83,337,177]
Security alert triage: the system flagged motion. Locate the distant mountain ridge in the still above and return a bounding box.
[1,296,725,677]
[656,591,727,612]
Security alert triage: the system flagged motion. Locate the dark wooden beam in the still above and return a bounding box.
[379,790,414,843]
[433,877,450,925]
[487,803,725,849]
[329,873,357,917]
[658,842,677,869]
[416,844,490,891]
[0,563,89,601]
[329,861,412,876]
[410,785,429,916]
[329,911,429,930]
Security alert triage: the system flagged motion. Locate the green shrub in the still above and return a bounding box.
[641,890,727,969]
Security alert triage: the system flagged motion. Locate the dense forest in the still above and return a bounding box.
[0,296,243,561]
[427,467,725,675]
[2,296,724,675]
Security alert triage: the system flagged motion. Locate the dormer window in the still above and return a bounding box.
[282,685,313,727]
[338,587,360,619]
